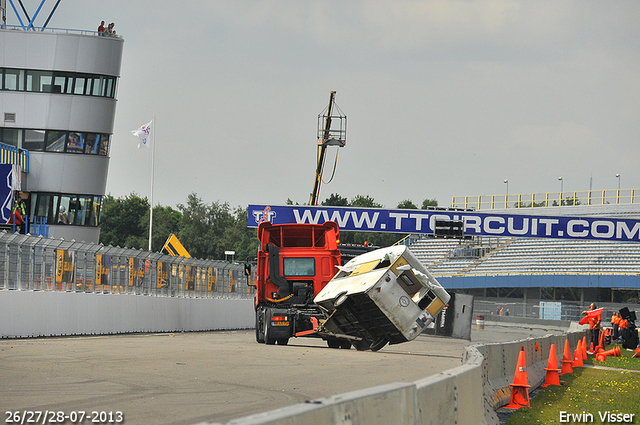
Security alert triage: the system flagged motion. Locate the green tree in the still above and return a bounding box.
[177,193,235,259]
[397,199,418,209]
[350,194,382,208]
[99,193,149,249]
[140,205,182,252]
[421,198,438,209]
[321,193,349,206]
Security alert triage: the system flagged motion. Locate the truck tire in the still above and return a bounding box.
[370,337,388,352]
[264,308,276,345]
[276,338,289,345]
[353,340,370,351]
[255,310,265,343]
[327,339,341,349]
[339,339,352,349]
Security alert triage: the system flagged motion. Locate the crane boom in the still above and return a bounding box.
[309,91,345,206]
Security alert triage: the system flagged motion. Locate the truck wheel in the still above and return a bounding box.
[339,340,352,349]
[327,339,341,349]
[353,340,370,351]
[277,338,289,345]
[370,337,388,352]
[265,322,276,345]
[255,311,265,343]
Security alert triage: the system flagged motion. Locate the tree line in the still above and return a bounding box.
[99,192,439,261]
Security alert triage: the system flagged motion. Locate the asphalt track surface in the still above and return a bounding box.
[0,325,552,425]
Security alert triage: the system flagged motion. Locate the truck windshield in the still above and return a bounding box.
[283,258,315,277]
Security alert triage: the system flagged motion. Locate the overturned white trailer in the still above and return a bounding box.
[314,245,451,351]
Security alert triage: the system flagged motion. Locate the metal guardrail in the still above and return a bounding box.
[452,189,640,210]
[1,24,122,39]
[0,142,29,173]
[0,231,254,298]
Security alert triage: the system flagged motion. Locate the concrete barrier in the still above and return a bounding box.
[0,290,254,338]
[196,326,587,425]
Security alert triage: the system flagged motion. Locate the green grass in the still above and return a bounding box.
[504,345,640,424]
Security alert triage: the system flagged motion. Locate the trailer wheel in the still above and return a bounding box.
[353,340,370,351]
[370,337,388,352]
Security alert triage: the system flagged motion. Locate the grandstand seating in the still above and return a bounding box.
[409,237,640,277]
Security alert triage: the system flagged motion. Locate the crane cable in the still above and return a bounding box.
[321,147,340,185]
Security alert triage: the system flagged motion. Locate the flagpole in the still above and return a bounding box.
[148,115,156,251]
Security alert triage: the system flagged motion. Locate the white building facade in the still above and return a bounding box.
[0,24,123,243]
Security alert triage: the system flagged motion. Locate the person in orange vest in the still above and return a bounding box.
[611,312,621,341]
[582,303,601,352]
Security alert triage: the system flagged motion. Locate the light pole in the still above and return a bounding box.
[616,174,621,204]
[558,176,563,205]
[503,179,508,208]
[616,173,620,191]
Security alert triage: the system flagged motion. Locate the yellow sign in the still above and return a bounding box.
[162,234,191,258]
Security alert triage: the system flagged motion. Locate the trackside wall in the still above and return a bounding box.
[198,327,587,425]
[0,291,254,338]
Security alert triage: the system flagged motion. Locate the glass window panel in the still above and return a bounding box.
[26,70,54,92]
[58,195,76,225]
[105,77,114,98]
[46,131,66,152]
[1,128,22,147]
[92,76,104,96]
[53,72,73,94]
[98,134,110,156]
[76,196,93,226]
[84,133,98,154]
[4,69,24,91]
[23,129,45,151]
[283,258,315,277]
[66,132,84,153]
[74,76,86,95]
[36,193,59,224]
[92,196,102,226]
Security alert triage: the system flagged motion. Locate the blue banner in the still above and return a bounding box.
[0,164,18,224]
[248,204,640,242]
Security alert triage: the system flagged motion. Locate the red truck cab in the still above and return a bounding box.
[254,221,341,345]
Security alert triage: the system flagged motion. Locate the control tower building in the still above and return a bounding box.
[0,2,123,243]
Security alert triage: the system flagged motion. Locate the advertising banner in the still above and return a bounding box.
[55,249,75,291]
[157,261,168,289]
[96,254,111,292]
[128,257,144,287]
[248,204,640,242]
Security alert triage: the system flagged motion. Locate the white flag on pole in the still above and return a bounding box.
[132,120,152,148]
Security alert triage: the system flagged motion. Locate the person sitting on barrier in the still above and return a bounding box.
[582,303,601,352]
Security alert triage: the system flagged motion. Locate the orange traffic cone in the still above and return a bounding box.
[560,339,573,375]
[543,344,561,387]
[573,340,583,368]
[632,348,640,359]
[505,347,531,409]
[582,337,588,359]
[596,346,621,362]
[601,347,621,357]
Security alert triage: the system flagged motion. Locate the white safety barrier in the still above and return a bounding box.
[0,291,254,338]
[196,327,587,425]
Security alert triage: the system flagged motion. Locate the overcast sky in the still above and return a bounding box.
[27,1,640,210]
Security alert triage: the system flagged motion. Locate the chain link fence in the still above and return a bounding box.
[473,297,638,322]
[0,231,254,299]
